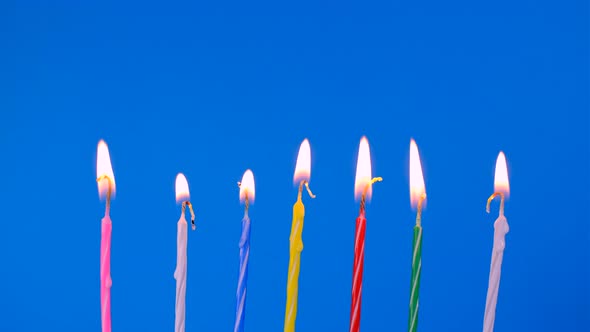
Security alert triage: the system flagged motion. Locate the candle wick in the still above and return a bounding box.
[362,177,383,197]
[97,175,113,216]
[238,182,251,217]
[299,181,316,200]
[486,192,505,217]
[416,193,426,227]
[360,193,366,214]
[245,195,249,216]
[359,177,382,214]
[182,201,197,230]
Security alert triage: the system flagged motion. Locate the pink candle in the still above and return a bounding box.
[97,140,116,332]
[100,214,112,332]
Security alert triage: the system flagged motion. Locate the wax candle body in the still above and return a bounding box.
[349,211,366,332]
[408,225,423,332]
[483,215,509,332]
[100,215,112,332]
[234,214,251,332]
[284,198,304,332]
[174,212,188,332]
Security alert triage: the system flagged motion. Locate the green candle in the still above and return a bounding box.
[408,217,423,332]
[408,139,426,332]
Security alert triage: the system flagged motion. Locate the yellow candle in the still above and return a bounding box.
[284,139,315,332]
[284,191,304,332]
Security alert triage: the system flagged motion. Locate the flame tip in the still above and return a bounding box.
[294,139,312,184]
[96,139,116,199]
[239,169,256,202]
[409,139,426,207]
[354,136,374,199]
[175,173,190,203]
[493,151,510,197]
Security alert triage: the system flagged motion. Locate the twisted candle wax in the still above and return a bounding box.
[234,197,251,332]
[174,211,188,332]
[284,182,314,332]
[175,202,195,332]
[350,177,381,332]
[98,176,113,332]
[100,214,112,332]
[408,194,425,332]
[483,193,509,332]
[349,199,366,332]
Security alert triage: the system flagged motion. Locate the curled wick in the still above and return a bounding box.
[298,181,316,201]
[486,192,505,217]
[360,177,382,213]
[182,201,196,230]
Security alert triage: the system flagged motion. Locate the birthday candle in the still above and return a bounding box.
[483,152,510,332]
[350,137,381,332]
[407,139,426,332]
[235,170,255,332]
[284,139,315,332]
[96,140,116,332]
[174,174,196,332]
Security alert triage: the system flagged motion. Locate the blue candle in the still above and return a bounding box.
[235,212,251,332]
[235,170,255,332]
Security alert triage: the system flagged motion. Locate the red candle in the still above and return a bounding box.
[350,137,381,332]
[350,203,366,332]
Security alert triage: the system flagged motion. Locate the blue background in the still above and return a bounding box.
[1,1,588,331]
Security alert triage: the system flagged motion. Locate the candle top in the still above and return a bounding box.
[493,152,510,199]
[175,173,190,203]
[96,140,116,200]
[239,169,256,203]
[354,136,374,201]
[409,139,426,209]
[293,138,311,185]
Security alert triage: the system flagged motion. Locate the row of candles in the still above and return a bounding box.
[96,137,510,332]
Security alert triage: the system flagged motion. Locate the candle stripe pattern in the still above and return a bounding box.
[349,213,366,332]
[100,216,112,332]
[174,214,188,332]
[483,215,509,332]
[284,200,305,332]
[234,215,251,332]
[408,226,423,332]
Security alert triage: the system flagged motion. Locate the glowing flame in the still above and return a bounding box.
[354,136,373,200]
[409,139,426,208]
[239,169,255,203]
[175,173,190,204]
[494,151,510,198]
[293,139,311,185]
[96,140,116,199]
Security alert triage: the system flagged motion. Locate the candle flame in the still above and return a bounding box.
[293,139,311,185]
[239,169,255,203]
[96,140,116,200]
[409,139,426,209]
[494,151,510,198]
[354,136,373,200]
[175,173,190,204]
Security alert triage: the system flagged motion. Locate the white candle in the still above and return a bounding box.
[483,152,510,332]
[174,173,195,332]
